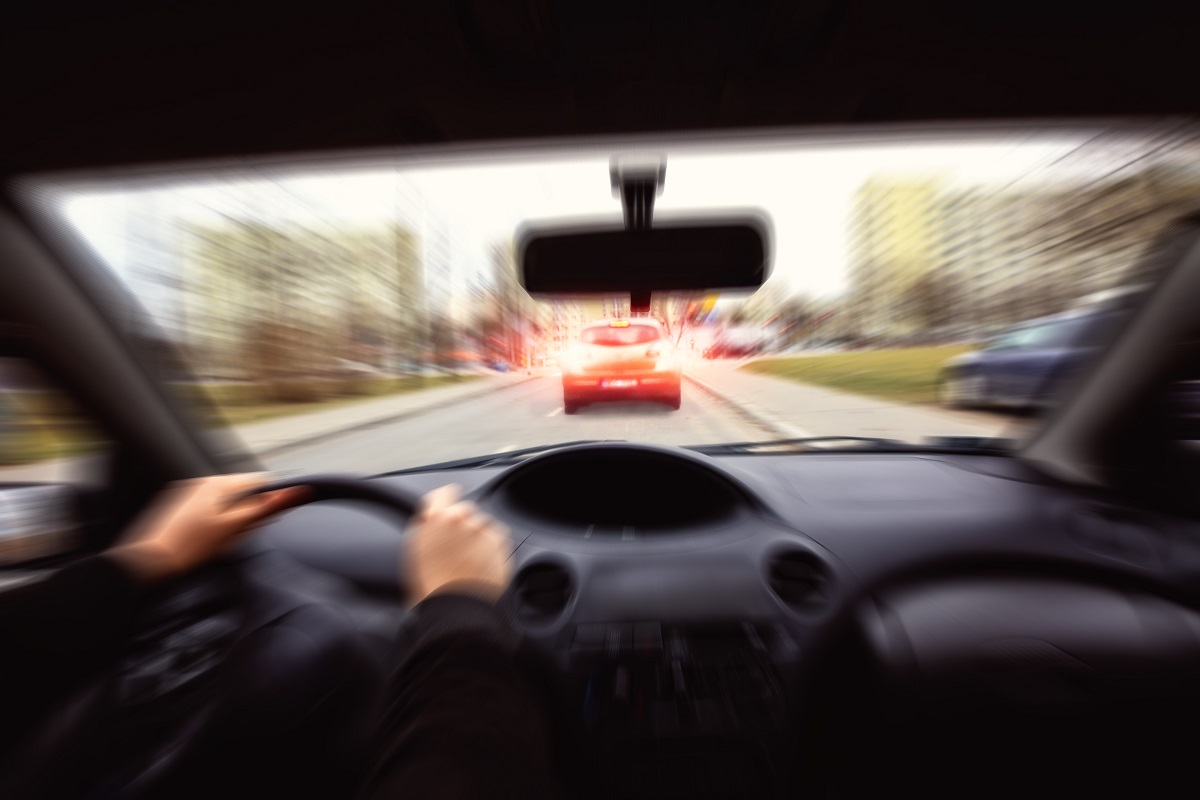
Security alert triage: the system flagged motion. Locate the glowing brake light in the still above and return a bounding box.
[609,320,630,327]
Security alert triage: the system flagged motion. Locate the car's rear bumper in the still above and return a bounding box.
[563,371,681,397]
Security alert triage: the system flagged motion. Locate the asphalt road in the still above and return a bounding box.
[263,375,767,475]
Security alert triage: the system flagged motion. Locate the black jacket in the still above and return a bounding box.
[362,593,558,799]
[0,555,141,757]
[0,556,556,799]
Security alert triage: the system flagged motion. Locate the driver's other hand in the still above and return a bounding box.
[406,484,512,604]
[108,473,308,585]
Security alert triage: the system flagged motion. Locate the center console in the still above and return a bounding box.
[561,620,801,798]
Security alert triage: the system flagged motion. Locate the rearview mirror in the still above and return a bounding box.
[517,213,771,295]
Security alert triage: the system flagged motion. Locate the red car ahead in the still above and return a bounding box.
[561,319,683,414]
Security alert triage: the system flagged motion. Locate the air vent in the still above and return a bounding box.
[513,563,573,621]
[767,551,832,614]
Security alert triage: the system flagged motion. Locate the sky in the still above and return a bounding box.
[57,134,1091,308]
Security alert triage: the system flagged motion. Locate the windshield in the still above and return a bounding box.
[22,125,1184,473]
[581,325,663,346]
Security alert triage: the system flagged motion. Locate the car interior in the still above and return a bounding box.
[6,2,1200,798]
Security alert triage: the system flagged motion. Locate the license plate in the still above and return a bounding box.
[602,379,637,388]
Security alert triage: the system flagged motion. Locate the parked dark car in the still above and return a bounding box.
[938,308,1124,410]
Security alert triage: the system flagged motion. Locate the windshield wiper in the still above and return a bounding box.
[376,440,621,475]
[379,435,1013,476]
[686,435,1014,455]
[686,436,907,455]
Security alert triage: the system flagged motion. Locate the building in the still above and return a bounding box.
[848,134,1200,339]
[847,178,947,336]
[180,221,423,379]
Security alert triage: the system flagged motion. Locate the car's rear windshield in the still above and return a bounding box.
[581,325,663,346]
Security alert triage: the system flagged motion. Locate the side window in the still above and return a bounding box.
[0,357,109,566]
[989,328,1029,350]
[1020,322,1066,349]
[1006,320,1083,350]
[1035,314,1122,350]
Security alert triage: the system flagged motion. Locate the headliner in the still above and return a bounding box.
[2,1,1196,176]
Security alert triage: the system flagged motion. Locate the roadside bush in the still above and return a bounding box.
[0,392,104,465]
[743,345,974,405]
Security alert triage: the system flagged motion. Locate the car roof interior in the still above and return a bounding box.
[2,0,1198,176]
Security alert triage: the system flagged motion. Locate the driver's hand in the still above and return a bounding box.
[406,484,512,604]
[108,473,307,584]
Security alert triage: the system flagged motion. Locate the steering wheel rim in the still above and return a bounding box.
[247,473,426,514]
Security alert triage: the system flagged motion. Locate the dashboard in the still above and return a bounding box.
[254,443,1200,798]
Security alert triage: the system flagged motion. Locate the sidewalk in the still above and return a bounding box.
[0,372,538,482]
[228,372,538,455]
[684,359,1027,442]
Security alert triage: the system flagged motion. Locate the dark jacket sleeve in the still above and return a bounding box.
[0,554,141,661]
[0,554,143,755]
[361,594,558,800]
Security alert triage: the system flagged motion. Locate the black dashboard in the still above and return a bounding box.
[254,443,1200,797]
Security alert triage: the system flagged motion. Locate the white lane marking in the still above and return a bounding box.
[547,407,563,417]
[688,376,815,439]
[584,524,594,539]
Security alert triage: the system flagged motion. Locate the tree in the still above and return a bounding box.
[184,219,423,380]
[427,314,458,368]
[907,271,962,332]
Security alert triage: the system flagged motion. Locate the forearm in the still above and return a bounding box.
[362,595,557,800]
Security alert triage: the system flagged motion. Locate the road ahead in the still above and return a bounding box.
[262,375,768,475]
[0,363,1022,484]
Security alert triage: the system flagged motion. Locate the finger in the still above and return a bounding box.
[188,474,258,509]
[224,488,299,529]
[462,511,497,537]
[246,486,309,518]
[452,501,480,520]
[435,500,476,528]
[418,484,462,519]
[223,495,275,529]
[256,486,309,514]
[212,472,272,496]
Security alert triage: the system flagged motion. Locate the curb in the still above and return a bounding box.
[253,374,541,457]
[683,372,813,439]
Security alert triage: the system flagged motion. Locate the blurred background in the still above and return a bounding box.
[3,122,1196,488]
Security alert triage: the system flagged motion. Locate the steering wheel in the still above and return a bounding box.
[251,473,426,511]
[6,475,426,800]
